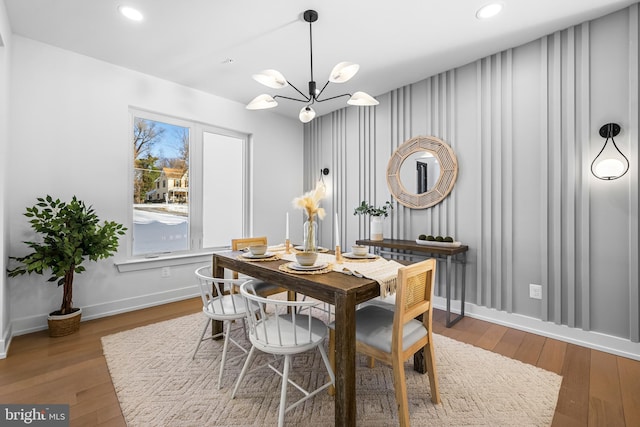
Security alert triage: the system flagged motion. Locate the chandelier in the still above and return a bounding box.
[246,9,379,123]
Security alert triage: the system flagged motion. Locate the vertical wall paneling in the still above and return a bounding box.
[492,53,503,311]
[504,50,514,314]
[307,5,640,348]
[566,27,577,328]
[629,4,640,342]
[579,22,591,332]
[551,31,563,325]
[481,57,493,308]
[475,61,484,306]
[540,36,550,322]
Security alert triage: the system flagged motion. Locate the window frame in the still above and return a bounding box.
[121,108,250,270]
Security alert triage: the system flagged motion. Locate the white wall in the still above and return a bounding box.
[309,5,640,359]
[3,35,303,344]
[0,0,12,358]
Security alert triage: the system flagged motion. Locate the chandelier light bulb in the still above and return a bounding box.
[299,106,316,123]
[252,70,288,89]
[118,5,144,21]
[246,94,278,110]
[476,3,503,20]
[329,62,360,83]
[347,91,379,106]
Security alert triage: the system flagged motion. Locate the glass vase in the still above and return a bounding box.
[303,219,318,252]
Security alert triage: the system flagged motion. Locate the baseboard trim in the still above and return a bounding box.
[433,296,640,361]
[9,285,200,338]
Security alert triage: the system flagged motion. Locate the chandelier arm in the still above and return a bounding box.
[286,81,311,101]
[274,94,310,103]
[315,92,352,103]
[315,80,331,100]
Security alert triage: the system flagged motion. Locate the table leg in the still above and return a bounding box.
[445,254,464,327]
[211,256,224,337]
[334,292,357,426]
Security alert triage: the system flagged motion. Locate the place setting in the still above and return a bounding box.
[279,251,333,274]
[340,244,379,261]
[237,244,281,262]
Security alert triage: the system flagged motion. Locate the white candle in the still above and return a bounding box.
[285,212,289,239]
[335,212,340,245]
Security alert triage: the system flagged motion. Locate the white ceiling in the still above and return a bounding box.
[4,0,637,120]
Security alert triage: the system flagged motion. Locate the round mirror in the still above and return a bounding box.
[387,136,458,209]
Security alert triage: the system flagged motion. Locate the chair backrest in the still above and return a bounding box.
[239,281,325,350]
[231,236,268,279]
[195,266,251,318]
[392,258,436,353]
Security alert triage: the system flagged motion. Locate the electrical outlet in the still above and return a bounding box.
[161,267,171,278]
[529,284,542,299]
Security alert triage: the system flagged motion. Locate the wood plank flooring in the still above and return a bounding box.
[1,298,638,426]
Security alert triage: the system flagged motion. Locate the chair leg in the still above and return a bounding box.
[231,346,257,399]
[278,355,291,427]
[424,340,441,404]
[192,318,210,359]
[217,320,231,389]
[392,357,410,427]
[328,328,335,396]
[317,342,335,386]
[368,356,376,368]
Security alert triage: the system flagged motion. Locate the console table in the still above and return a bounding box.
[356,238,468,327]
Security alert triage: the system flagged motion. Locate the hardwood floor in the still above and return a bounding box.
[1,298,639,426]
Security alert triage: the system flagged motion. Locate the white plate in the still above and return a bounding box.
[242,252,275,259]
[415,239,461,247]
[288,262,328,271]
[294,246,329,253]
[342,252,377,259]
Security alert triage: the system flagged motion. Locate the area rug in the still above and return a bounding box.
[101,313,561,426]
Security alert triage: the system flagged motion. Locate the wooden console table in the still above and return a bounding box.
[356,238,468,327]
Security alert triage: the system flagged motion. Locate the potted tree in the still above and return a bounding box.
[353,200,393,241]
[8,195,126,337]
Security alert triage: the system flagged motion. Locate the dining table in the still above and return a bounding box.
[211,249,426,426]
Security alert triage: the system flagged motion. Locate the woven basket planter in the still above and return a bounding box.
[48,308,82,337]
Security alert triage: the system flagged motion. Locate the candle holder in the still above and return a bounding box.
[285,239,291,254]
[335,245,343,264]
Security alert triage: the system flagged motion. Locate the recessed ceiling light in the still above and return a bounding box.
[118,5,144,21]
[476,3,503,20]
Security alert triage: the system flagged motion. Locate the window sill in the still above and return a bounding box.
[115,249,229,273]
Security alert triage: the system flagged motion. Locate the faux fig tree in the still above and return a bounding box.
[8,195,126,315]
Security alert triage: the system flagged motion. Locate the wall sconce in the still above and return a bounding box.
[591,123,629,180]
[318,168,329,188]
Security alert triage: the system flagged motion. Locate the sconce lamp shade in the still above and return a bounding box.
[347,91,380,106]
[329,62,360,83]
[246,94,278,110]
[252,69,288,89]
[299,106,316,123]
[591,123,629,180]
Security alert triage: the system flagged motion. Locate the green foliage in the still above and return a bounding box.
[353,200,394,218]
[8,195,127,314]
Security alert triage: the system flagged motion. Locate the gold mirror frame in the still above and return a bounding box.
[386,135,458,209]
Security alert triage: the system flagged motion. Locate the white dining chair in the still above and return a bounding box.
[231,281,335,427]
[193,266,256,389]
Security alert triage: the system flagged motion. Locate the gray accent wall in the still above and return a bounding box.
[307,5,640,348]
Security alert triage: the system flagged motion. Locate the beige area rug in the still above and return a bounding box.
[102,313,562,426]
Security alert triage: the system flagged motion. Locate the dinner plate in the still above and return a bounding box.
[342,252,377,259]
[242,252,275,259]
[288,262,328,271]
[294,246,329,253]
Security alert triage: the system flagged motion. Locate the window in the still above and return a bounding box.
[131,109,248,257]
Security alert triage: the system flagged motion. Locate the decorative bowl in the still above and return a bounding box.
[295,251,318,266]
[249,244,268,256]
[351,245,368,256]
